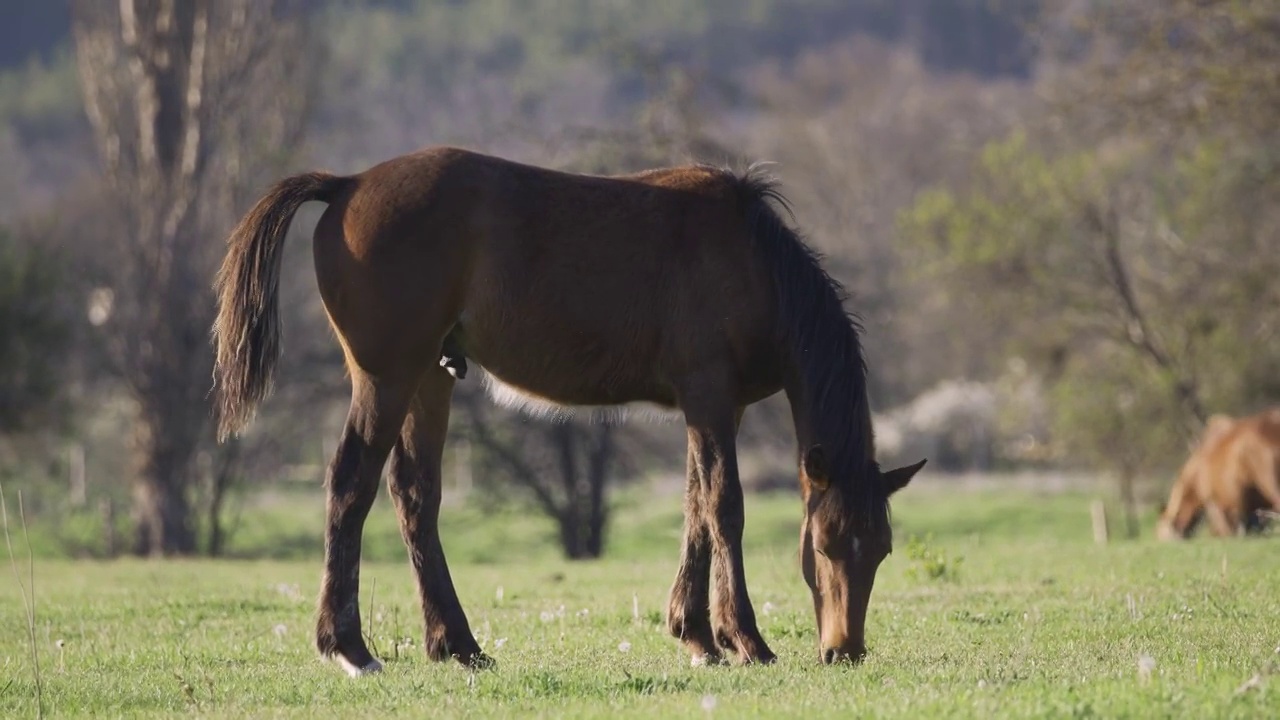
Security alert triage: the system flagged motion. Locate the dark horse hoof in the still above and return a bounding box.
[461,651,495,671]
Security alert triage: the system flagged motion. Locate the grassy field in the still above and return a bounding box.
[2,478,1277,718]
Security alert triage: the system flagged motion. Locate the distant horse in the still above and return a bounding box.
[212,147,925,675]
[1157,409,1280,540]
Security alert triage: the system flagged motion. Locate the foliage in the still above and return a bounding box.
[0,48,82,140]
[1049,0,1280,149]
[901,129,1279,476]
[902,533,964,583]
[0,226,71,433]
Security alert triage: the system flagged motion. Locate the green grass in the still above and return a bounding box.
[2,480,1277,718]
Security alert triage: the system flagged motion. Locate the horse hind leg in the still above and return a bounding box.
[668,442,721,666]
[386,367,489,668]
[315,367,417,677]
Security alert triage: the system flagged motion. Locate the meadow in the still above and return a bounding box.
[2,477,1277,719]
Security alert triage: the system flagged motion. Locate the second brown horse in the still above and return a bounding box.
[1157,409,1280,539]
[212,147,924,674]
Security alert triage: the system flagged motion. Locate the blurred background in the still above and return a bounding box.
[0,0,1276,560]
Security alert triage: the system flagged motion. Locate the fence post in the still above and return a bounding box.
[1090,500,1109,545]
[69,443,86,508]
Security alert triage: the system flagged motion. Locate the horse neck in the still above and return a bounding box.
[782,356,873,476]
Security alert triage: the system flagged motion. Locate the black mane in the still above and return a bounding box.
[730,166,887,531]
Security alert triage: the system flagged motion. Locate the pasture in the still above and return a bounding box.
[2,478,1277,718]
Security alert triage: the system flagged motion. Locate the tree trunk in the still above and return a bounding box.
[559,511,588,560]
[205,439,241,557]
[582,424,614,558]
[550,423,616,560]
[132,477,196,556]
[1118,465,1139,540]
[130,410,199,556]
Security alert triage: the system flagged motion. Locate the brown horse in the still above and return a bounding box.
[1157,409,1280,540]
[212,146,925,675]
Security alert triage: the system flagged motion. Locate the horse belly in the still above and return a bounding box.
[457,309,680,420]
[479,370,682,423]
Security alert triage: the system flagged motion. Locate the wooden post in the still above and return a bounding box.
[1091,500,1109,545]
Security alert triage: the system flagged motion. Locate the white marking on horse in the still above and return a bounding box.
[481,371,680,424]
[332,654,383,678]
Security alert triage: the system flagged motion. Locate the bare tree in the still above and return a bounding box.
[71,0,310,555]
[459,387,636,560]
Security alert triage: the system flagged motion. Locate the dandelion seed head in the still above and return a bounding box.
[1138,653,1156,682]
[618,640,632,653]
[701,694,717,712]
[273,583,302,601]
[273,623,287,638]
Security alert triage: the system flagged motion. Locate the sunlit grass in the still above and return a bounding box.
[1,480,1276,718]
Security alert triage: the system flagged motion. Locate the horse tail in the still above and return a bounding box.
[212,171,354,441]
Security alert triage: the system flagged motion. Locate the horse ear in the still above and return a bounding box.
[803,445,829,491]
[882,459,926,495]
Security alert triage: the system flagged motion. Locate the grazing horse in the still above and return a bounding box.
[212,147,925,675]
[1157,409,1280,540]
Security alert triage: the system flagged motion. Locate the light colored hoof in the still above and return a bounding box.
[690,654,714,667]
[332,654,384,678]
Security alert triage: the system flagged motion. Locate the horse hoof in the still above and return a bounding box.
[462,652,495,671]
[329,654,384,678]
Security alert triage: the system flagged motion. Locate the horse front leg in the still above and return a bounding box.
[316,370,412,677]
[683,401,775,665]
[387,369,488,668]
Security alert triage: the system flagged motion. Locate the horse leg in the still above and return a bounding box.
[1250,455,1280,512]
[316,368,415,677]
[386,367,489,668]
[667,442,720,666]
[1203,500,1236,537]
[683,400,775,664]
[668,409,746,666]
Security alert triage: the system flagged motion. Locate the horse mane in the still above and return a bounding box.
[728,165,885,530]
